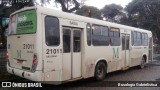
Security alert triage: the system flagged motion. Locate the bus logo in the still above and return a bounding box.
[17,50,21,58]
[113,48,119,59]
[18,15,27,22]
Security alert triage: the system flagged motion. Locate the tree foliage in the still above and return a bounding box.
[55,0,80,13]
[76,6,102,19]
[0,0,34,49]
[124,0,160,43]
[101,4,126,23]
[0,0,81,48]
[41,0,80,13]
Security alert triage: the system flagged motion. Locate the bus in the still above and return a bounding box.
[6,6,153,84]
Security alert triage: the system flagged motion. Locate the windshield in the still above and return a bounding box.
[8,10,36,35]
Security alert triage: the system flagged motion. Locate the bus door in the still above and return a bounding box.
[62,27,82,80]
[122,34,130,68]
[148,37,153,62]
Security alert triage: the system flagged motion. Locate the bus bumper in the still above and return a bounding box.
[7,64,43,81]
[7,64,63,85]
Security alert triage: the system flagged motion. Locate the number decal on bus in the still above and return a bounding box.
[46,49,62,54]
[23,44,34,49]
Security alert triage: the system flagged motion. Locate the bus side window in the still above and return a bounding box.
[110,27,120,46]
[92,25,109,46]
[86,23,91,46]
[142,33,148,46]
[63,29,71,53]
[131,31,134,46]
[133,31,142,46]
[74,30,81,52]
[137,32,142,46]
[45,16,60,46]
[144,33,148,46]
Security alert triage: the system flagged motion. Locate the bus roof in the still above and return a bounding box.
[11,6,152,34]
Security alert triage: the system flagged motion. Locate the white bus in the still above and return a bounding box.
[7,6,153,84]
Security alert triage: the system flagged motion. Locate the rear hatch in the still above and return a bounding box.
[7,9,37,71]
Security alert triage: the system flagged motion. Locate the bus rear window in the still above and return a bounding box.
[8,10,36,35]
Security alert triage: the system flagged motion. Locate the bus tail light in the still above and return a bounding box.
[33,55,37,65]
[6,51,9,60]
[6,51,10,66]
[31,54,38,72]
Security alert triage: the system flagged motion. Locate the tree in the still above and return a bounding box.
[125,0,160,43]
[101,4,126,23]
[0,0,81,48]
[55,0,80,13]
[41,0,80,13]
[0,0,34,49]
[76,6,102,19]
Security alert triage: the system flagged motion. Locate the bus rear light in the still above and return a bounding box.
[6,51,10,66]
[31,54,38,72]
[33,55,37,65]
[6,51,9,60]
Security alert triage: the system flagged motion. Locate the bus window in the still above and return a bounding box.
[137,32,142,46]
[133,31,142,46]
[122,35,130,50]
[126,36,130,50]
[101,26,109,36]
[92,25,109,46]
[131,31,134,46]
[122,36,125,50]
[8,10,36,35]
[110,27,120,46]
[87,23,91,46]
[45,16,59,46]
[93,26,101,35]
[74,30,81,52]
[144,34,148,45]
[63,29,71,53]
[142,33,148,46]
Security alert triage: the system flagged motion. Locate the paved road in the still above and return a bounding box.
[1,54,160,90]
[1,61,160,90]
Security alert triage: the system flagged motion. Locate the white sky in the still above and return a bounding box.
[38,0,132,10]
[84,0,132,9]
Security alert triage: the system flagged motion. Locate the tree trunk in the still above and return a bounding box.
[156,27,160,44]
[0,17,7,49]
[56,0,80,13]
[1,31,6,49]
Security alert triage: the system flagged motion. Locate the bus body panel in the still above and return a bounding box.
[7,34,36,70]
[41,14,62,81]
[7,64,43,81]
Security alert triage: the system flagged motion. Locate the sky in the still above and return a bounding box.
[0,0,132,9]
[84,0,132,9]
[37,0,132,10]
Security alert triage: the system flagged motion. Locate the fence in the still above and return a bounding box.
[0,49,6,68]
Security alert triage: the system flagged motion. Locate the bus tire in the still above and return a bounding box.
[94,62,106,81]
[138,57,145,69]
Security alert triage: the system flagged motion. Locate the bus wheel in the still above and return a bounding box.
[94,62,106,81]
[138,57,145,69]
